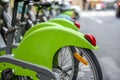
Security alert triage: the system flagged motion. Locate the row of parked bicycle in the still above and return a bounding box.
[0,0,103,80]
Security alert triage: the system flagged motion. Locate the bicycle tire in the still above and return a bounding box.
[53,47,103,80]
[76,48,103,80]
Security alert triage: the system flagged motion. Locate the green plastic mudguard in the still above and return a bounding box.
[24,19,78,37]
[49,18,79,30]
[24,22,63,37]
[14,26,98,70]
[62,10,74,17]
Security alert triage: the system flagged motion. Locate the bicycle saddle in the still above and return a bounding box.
[34,2,52,7]
[0,0,9,5]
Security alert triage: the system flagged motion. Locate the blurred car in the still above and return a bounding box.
[95,2,106,10]
[116,0,120,18]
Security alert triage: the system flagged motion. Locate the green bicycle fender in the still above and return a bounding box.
[62,10,74,16]
[49,18,79,30]
[14,26,99,70]
[24,22,63,37]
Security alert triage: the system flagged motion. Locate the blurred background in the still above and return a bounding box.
[41,0,118,10]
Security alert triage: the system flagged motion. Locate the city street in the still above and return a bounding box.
[79,10,120,80]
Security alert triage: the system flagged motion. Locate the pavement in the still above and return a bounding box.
[79,10,120,80]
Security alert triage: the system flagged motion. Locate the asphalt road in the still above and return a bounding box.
[79,10,120,80]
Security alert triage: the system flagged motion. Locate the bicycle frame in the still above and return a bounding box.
[0,2,12,43]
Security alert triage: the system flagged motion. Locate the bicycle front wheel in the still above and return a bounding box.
[53,47,103,80]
